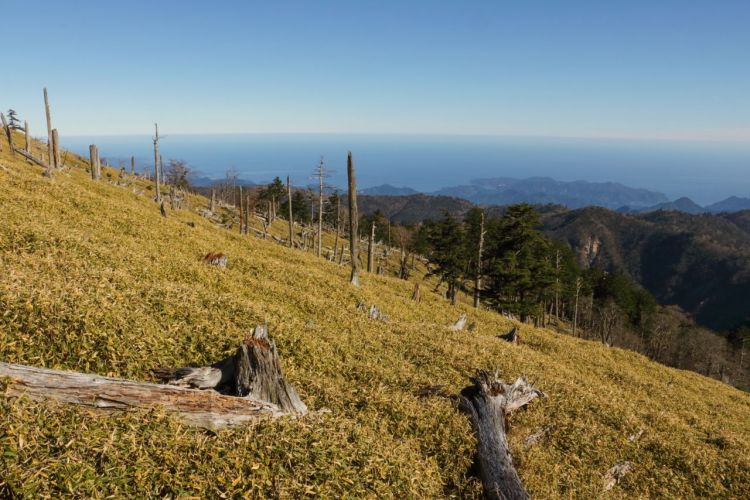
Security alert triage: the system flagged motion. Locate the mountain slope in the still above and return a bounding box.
[1,141,749,498]
[541,207,750,330]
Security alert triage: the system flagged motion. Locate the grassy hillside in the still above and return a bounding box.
[1,139,750,498]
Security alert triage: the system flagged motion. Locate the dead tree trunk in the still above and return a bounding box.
[210,188,216,212]
[333,195,340,261]
[287,176,294,248]
[155,325,307,413]
[13,147,49,169]
[0,362,283,430]
[89,145,100,180]
[412,282,421,302]
[152,123,161,202]
[43,87,55,175]
[474,211,485,308]
[131,155,135,176]
[24,120,30,151]
[316,158,325,258]
[458,370,544,500]
[1,113,15,156]
[367,222,376,273]
[347,151,360,286]
[239,186,244,234]
[573,277,582,337]
[52,128,61,167]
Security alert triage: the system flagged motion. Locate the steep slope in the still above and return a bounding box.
[542,207,750,330]
[1,142,750,498]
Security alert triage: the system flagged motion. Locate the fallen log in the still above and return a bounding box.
[458,370,544,500]
[1,325,308,429]
[13,147,50,170]
[0,362,281,430]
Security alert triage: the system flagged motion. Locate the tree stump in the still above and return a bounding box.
[498,327,519,344]
[155,325,307,414]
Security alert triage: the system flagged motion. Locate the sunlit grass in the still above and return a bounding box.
[1,137,749,498]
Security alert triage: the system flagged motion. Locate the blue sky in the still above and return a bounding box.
[3,0,749,140]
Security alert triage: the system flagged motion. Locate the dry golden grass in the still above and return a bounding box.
[1,136,749,498]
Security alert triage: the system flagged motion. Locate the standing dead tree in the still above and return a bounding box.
[474,210,485,308]
[287,176,294,248]
[458,370,544,500]
[152,123,161,202]
[43,88,55,175]
[130,155,135,176]
[0,113,15,156]
[347,151,360,286]
[89,145,101,180]
[312,157,329,258]
[52,129,61,167]
[24,121,30,152]
[367,221,376,273]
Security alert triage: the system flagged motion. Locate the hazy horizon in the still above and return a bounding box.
[60,133,750,205]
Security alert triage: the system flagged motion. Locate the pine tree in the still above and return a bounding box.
[425,213,467,304]
[6,109,21,130]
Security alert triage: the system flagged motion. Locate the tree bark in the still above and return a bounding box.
[89,145,100,180]
[1,114,14,155]
[367,221,376,273]
[13,147,50,169]
[0,362,282,430]
[131,155,135,176]
[43,88,55,174]
[287,176,294,248]
[474,211,485,308]
[155,325,307,414]
[52,128,61,168]
[347,151,360,286]
[1,113,15,156]
[24,120,30,152]
[153,123,161,202]
[239,186,244,234]
[458,370,544,500]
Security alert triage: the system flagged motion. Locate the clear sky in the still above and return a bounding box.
[3,0,749,140]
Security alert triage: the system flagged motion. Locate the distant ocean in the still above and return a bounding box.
[60,134,750,205]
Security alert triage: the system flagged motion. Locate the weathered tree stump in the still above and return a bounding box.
[449,313,468,331]
[155,325,307,414]
[458,370,544,500]
[498,327,519,344]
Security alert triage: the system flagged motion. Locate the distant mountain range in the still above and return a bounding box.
[619,195,750,214]
[360,177,750,214]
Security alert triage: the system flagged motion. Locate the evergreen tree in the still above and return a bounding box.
[484,204,553,322]
[6,109,21,130]
[425,213,467,304]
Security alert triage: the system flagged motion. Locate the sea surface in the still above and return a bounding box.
[60,134,750,205]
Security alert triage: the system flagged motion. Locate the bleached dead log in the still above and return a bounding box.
[449,313,468,331]
[524,424,553,448]
[458,370,544,500]
[12,147,50,170]
[498,327,519,344]
[603,462,633,491]
[155,325,307,413]
[0,362,282,430]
